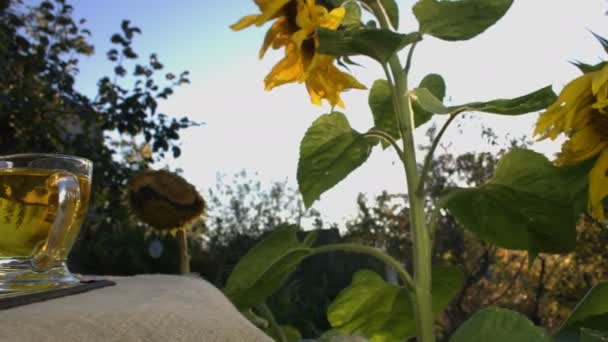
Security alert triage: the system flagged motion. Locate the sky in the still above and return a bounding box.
[70,0,608,226]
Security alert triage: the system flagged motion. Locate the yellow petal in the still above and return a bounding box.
[264,45,305,90]
[303,54,365,107]
[255,0,291,26]
[593,98,608,113]
[559,125,607,164]
[230,14,260,31]
[291,28,312,50]
[588,149,608,221]
[259,17,289,58]
[563,74,594,130]
[592,65,608,95]
[570,106,593,130]
[321,7,345,29]
[534,73,595,139]
[596,82,608,103]
[534,105,567,140]
[296,0,314,29]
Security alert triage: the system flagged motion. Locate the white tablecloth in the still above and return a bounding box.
[0,274,272,342]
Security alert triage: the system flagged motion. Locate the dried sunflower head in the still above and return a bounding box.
[127,170,206,235]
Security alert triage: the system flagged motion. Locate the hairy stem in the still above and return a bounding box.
[369,0,434,339]
[389,55,435,342]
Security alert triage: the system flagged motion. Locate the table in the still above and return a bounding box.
[0,274,272,342]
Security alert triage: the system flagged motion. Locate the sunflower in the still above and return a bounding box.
[128,170,206,235]
[535,64,608,220]
[231,0,365,108]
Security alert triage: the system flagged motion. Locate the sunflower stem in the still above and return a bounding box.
[373,1,435,340]
[389,55,435,342]
[177,229,190,274]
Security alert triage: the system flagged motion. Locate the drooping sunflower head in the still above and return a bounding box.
[128,170,206,235]
[231,0,365,108]
[534,64,608,220]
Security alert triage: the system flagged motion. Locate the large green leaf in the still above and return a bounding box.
[450,86,557,115]
[379,0,399,29]
[449,306,552,342]
[413,0,513,41]
[559,283,608,336]
[298,112,372,208]
[412,73,447,127]
[327,267,463,342]
[369,74,445,149]
[441,149,590,254]
[224,226,314,309]
[369,79,399,148]
[410,88,449,114]
[317,28,421,64]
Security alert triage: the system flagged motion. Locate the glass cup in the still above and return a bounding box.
[0,154,92,297]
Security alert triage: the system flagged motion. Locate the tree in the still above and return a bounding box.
[199,170,326,285]
[0,0,197,274]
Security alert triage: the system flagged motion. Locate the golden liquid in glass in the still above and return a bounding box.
[0,168,90,258]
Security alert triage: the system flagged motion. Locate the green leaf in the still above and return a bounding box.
[379,0,399,30]
[410,88,449,114]
[369,80,399,148]
[450,86,557,115]
[328,267,463,342]
[317,28,421,64]
[441,149,590,254]
[572,61,608,74]
[413,0,513,41]
[412,73,446,127]
[581,328,608,342]
[559,283,608,336]
[264,324,303,342]
[268,325,302,342]
[342,2,362,29]
[432,266,465,312]
[224,225,313,309]
[283,326,302,341]
[298,112,372,208]
[591,31,608,56]
[449,307,552,342]
[369,74,445,148]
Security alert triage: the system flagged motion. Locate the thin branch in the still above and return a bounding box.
[312,243,415,292]
[404,42,418,77]
[489,255,527,303]
[364,129,405,164]
[416,113,459,196]
[531,257,547,325]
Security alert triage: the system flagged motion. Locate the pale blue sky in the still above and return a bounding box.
[71,1,608,226]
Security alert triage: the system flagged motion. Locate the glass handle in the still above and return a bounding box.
[31,171,81,272]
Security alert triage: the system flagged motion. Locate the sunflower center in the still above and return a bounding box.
[591,111,608,138]
[302,38,315,62]
[285,1,299,33]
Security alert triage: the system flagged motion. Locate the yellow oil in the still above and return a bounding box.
[0,168,90,258]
